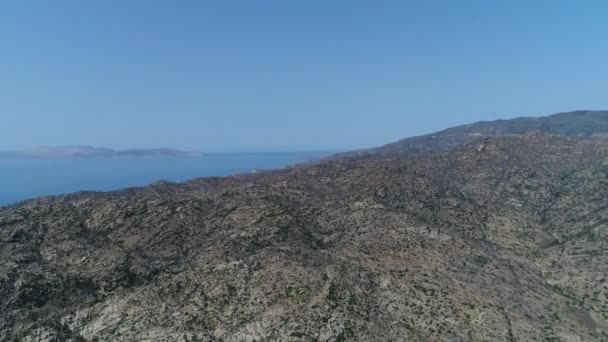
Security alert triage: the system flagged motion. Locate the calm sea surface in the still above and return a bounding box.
[0,152,330,206]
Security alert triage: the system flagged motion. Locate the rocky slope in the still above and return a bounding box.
[337,110,608,157]
[1,133,608,341]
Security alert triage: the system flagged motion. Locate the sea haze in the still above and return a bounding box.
[0,152,329,206]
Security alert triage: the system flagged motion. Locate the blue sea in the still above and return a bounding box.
[0,152,330,206]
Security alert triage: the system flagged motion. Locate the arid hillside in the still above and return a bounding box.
[1,133,607,341]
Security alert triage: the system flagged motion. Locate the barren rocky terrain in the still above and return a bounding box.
[1,131,608,341]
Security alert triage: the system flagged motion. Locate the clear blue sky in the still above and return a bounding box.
[1,1,607,151]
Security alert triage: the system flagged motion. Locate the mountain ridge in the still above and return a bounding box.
[336,110,608,158]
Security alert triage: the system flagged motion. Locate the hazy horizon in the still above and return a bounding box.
[2,1,608,151]
[2,109,606,153]
[0,145,338,153]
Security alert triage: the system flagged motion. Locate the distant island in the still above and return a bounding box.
[0,146,202,158]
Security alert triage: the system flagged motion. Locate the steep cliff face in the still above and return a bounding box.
[1,134,607,341]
